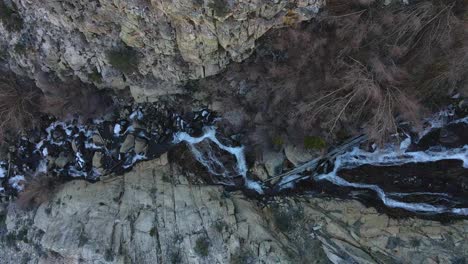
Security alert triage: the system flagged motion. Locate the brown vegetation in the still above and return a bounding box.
[0,70,117,143]
[38,74,114,120]
[0,76,41,141]
[201,0,468,147]
[16,174,63,209]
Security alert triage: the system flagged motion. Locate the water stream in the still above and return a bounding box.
[1,103,467,217]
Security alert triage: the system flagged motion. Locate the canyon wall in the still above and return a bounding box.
[0,0,323,101]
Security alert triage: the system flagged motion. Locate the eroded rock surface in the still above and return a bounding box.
[0,0,323,101]
[0,158,466,263]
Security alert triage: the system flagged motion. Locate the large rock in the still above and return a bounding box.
[0,0,324,101]
[1,160,466,263]
[284,143,321,166]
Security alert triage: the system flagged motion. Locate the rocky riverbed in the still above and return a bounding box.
[0,100,216,194]
[0,100,466,263]
[0,100,467,220]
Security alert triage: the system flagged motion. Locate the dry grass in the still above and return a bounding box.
[0,76,41,140]
[16,174,62,209]
[295,58,420,144]
[201,0,467,147]
[39,77,114,120]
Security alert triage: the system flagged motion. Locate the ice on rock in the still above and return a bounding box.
[9,175,25,191]
[114,124,121,136]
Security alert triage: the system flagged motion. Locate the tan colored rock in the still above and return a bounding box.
[284,143,321,166]
[92,134,105,146]
[92,151,103,168]
[1,160,467,264]
[134,137,148,154]
[155,152,168,166]
[262,150,285,176]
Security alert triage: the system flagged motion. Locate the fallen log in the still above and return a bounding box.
[263,134,367,186]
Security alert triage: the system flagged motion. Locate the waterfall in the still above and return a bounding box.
[173,127,264,193]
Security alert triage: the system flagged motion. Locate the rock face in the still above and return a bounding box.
[0,0,323,101]
[1,159,467,263]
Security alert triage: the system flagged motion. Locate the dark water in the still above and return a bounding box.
[1,103,467,219]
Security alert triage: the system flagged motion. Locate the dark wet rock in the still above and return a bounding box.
[411,122,468,151]
[338,160,468,208]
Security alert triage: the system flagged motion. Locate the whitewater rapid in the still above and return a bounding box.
[174,111,468,215]
[173,127,264,193]
[313,112,468,215]
[314,147,468,215]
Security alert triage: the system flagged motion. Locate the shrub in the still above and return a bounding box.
[202,0,466,147]
[107,47,139,74]
[303,136,326,150]
[283,10,300,26]
[213,220,228,233]
[208,0,229,17]
[272,206,304,232]
[149,227,156,237]
[0,76,41,141]
[0,1,23,32]
[16,174,62,209]
[194,237,210,257]
[87,68,102,83]
[272,136,284,148]
[14,43,27,54]
[230,248,256,264]
[39,76,113,120]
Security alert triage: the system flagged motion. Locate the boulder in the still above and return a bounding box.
[262,150,285,177]
[284,144,321,166]
[120,134,135,153]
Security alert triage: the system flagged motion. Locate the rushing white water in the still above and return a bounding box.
[311,111,468,215]
[0,165,6,178]
[173,127,264,193]
[314,145,468,215]
[334,146,468,169]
